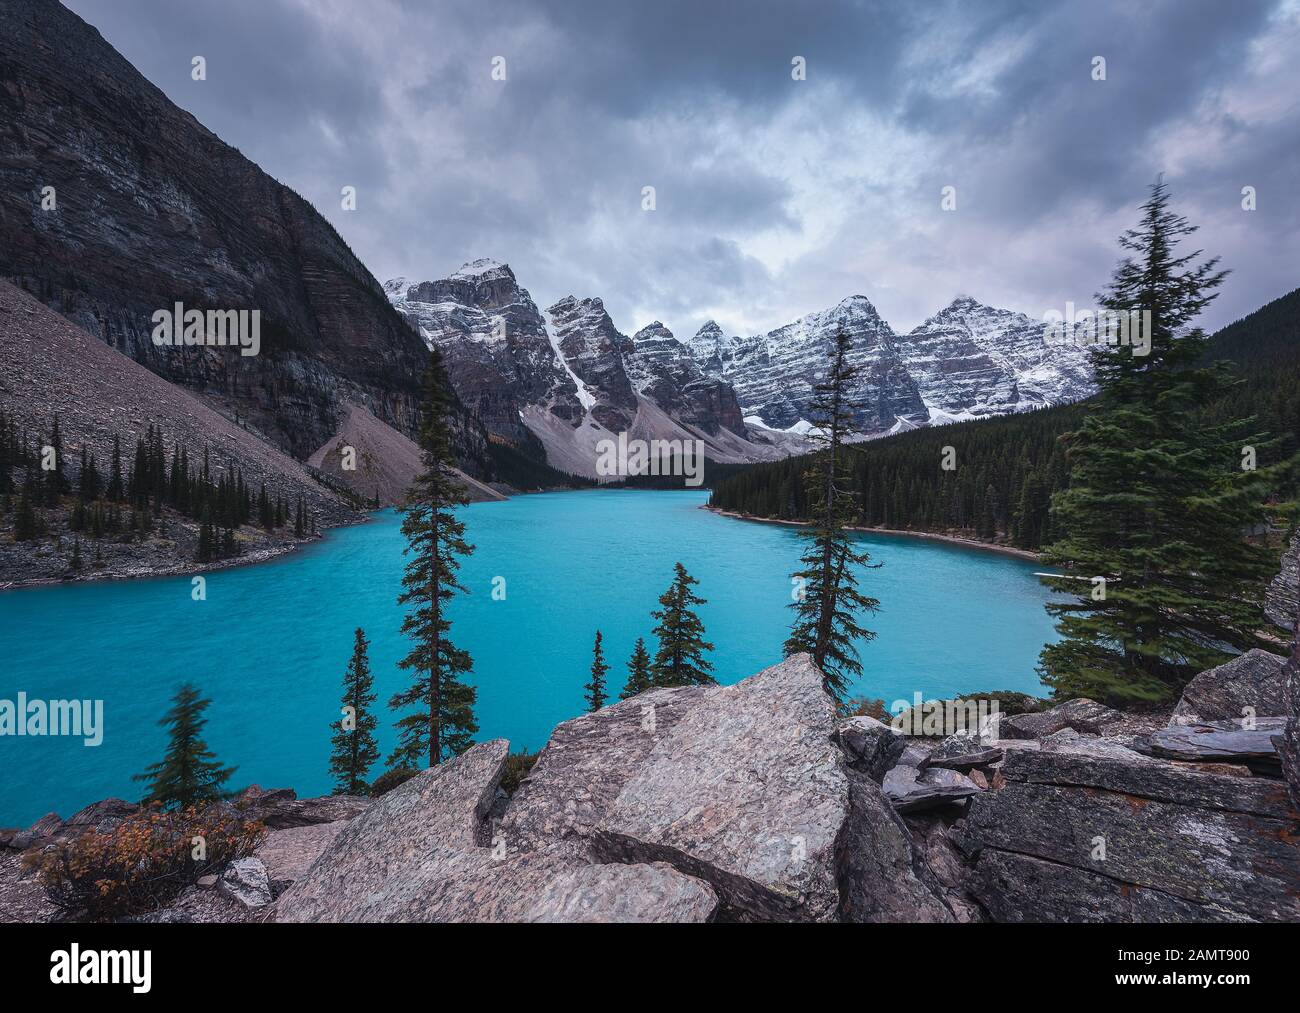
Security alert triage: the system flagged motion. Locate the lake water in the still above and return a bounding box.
[0,490,1056,826]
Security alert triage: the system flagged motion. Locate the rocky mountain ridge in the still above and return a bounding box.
[692,293,1098,434]
[387,263,806,478]
[390,262,1099,477]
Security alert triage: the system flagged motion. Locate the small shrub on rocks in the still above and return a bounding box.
[22,804,264,921]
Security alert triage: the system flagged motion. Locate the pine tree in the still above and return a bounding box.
[620,637,654,700]
[329,627,380,795]
[44,414,67,506]
[133,684,237,808]
[584,630,609,711]
[389,347,477,769]
[1038,180,1279,705]
[107,433,124,502]
[783,328,881,703]
[14,482,38,541]
[649,562,715,687]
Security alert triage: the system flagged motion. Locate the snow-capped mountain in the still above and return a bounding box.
[388,261,1097,477]
[386,263,808,478]
[897,295,1096,423]
[692,294,1097,433]
[385,261,581,456]
[688,295,927,435]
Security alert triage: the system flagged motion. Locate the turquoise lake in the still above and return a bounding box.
[0,490,1056,826]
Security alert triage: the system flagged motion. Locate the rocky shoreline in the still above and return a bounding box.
[4,642,1297,923]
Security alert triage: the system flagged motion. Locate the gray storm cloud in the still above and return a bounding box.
[67,0,1300,338]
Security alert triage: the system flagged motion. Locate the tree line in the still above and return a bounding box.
[1,413,316,565]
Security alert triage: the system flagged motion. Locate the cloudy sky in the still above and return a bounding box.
[68,0,1300,339]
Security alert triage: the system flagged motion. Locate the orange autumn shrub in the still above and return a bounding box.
[22,804,265,921]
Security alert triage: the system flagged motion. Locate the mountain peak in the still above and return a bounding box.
[449,258,514,282]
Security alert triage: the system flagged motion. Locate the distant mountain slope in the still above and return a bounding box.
[0,0,439,461]
[307,402,505,507]
[0,279,356,585]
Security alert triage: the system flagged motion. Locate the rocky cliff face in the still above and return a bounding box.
[386,261,582,454]
[0,0,468,464]
[544,295,640,434]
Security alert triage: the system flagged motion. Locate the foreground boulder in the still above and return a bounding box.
[276,739,718,922]
[1172,649,1287,725]
[277,739,510,921]
[836,716,907,782]
[499,686,708,856]
[1144,718,1286,774]
[959,747,1300,921]
[594,656,846,921]
[998,698,1121,740]
[593,655,950,922]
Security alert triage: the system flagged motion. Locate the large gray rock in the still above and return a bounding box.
[218,857,272,909]
[999,698,1121,740]
[519,861,718,923]
[1173,650,1287,725]
[275,739,716,922]
[499,686,707,856]
[256,822,348,893]
[276,739,509,921]
[920,733,1003,771]
[1145,718,1286,773]
[836,715,906,782]
[594,655,851,922]
[883,764,980,812]
[960,746,1300,922]
[837,771,954,922]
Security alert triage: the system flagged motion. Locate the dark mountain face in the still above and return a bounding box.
[0,0,442,462]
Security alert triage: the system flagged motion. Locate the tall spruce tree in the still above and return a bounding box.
[584,630,609,712]
[329,627,380,794]
[620,636,654,700]
[389,347,477,769]
[649,562,715,687]
[133,684,236,808]
[1038,180,1279,705]
[783,328,880,703]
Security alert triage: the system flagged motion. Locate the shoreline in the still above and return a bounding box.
[703,506,1041,561]
[0,513,375,593]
